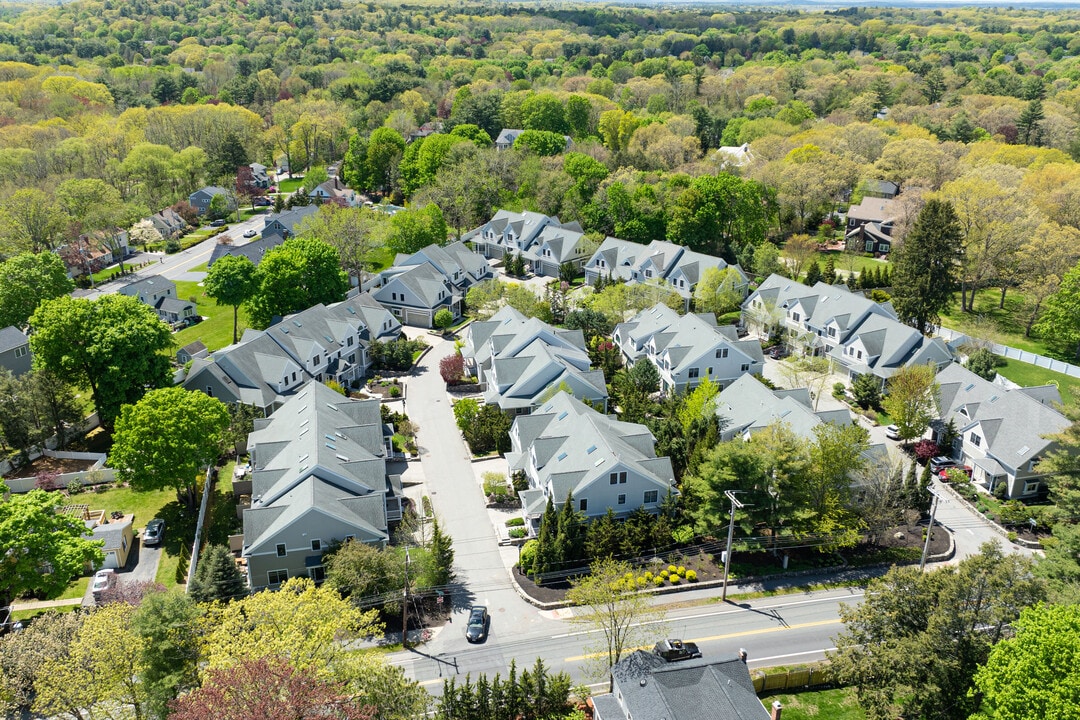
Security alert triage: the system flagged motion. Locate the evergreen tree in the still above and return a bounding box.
[555,491,586,568]
[917,463,933,514]
[804,260,822,286]
[890,200,963,335]
[428,516,455,588]
[586,508,624,560]
[188,544,247,603]
[824,255,837,284]
[847,273,858,290]
[531,497,559,581]
[1017,98,1045,146]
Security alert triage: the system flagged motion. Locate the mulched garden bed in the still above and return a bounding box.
[512,524,950,606]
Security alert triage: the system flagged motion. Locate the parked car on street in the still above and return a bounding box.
[654,638,702,662]
[243,229,257,238]
[929,456,958,474]
[465,606,489,643]
[210,219,226,227]
[885,425,901,440]
[768,346,788,360]
[92,569,116,600]
[143,518,165,546]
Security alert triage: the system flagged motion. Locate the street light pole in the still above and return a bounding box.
[920,487,940,571]
[722,490,747,601]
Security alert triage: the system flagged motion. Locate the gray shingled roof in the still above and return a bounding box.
[208,234,283,268]
[0,326,28,354]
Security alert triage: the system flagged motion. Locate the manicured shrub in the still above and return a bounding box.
[686,570,698,582]
[509,528,527,539]
[670,575,681,585]
[505,517,525,527]
[668,564,678,574]
[653,576,665,587]
[677,565,686,576]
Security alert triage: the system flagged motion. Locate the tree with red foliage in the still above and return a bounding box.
[169,656,374,720]
[235,165,266,210]
[912,439,941,464]
[439,352,464,385]
[171,201,199,227]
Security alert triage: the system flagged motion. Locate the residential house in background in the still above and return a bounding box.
[184,295,400,414]
[208,233,283,268]
[0,326,32,375]
[509,392,675,534]
[845,195,898,255]
[494,129,524,150]
[584,238,749,307]
[249,163,271,188]
[591,651,771,720]
[188,186,234,216]
[390,241,492,293]
[864,179,900,199]
[463,209,592,277]
[933,363,1071,500]
[463,306,608,414]
[716,373,862,444]
[614,305,764,393]
[743,274,953,389]
[370,263,460,328]
[309,177,359,207]
[261,206,320,243]
[177,340,209,365]
[148,207,188,240]
[117,275,197,326]
[57,235,121,276]
[241,382,403,590]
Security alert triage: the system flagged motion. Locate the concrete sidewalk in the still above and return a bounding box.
[10,597,83,611]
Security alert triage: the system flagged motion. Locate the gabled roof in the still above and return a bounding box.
[396,241,489,283]
[598,651,769,720]
[208,234,284,267]
[936,363,1070,470]
[263,205,320,237]
[192,185,228,199]
[746,274,897,337]
[847,195,898,224]
[377,263,456,309]
[616,304,762,371]
[0,325,29,354]
[512,392,673,501]
[585,236,642,281]
[495,128,524,146]
[118,274,175,299]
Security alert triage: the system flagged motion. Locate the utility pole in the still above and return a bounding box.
[722,490,747,601]
[401,547,411,648]
[920,487,940,571]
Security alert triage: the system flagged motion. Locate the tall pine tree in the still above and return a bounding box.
[428,516,455,588]
[188,544,247,603]
[890,199,963,336]
[531,497,560,582]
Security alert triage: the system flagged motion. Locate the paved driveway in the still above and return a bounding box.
[401,330,557,664]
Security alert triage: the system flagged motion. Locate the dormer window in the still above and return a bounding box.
[791,312,800,322]
[313,355,321,366]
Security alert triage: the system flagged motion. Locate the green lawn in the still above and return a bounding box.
[56,575,90,601]
[995,359,1080,410]
[171,278,250,352]
[79,484,176,529]
[13,605,80,622]
[762,687,864,720]
[368,245,395,273]
[780,248,886,278]
[937,287,1050,356]
[277,177,305,193]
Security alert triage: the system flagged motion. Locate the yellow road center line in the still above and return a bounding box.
[563,618,843,663]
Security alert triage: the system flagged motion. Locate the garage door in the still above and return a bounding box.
[101,551,120,570]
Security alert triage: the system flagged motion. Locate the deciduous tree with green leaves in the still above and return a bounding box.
[245,237,349,329]
[204,254,257,344]
[29,294,173,427]
[881,364,939,444]
[1035,261,1080,361]
[0,480,104,610]
[109,387,230,507]
[0,252,74,330]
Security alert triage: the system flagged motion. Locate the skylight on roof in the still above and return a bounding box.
[1017,445,1030,455]
[964,383,975,391]
[586,445,597,454]
[557,452,567,461]
[327,403,338,411]
[336,455,349,462]
[557,411,568,421]
[594,458,605,466]
[325,442,336,450]
[293,320,302,327]
[325,434,334,440]
[298,453,309,463]
[989,395,999,403]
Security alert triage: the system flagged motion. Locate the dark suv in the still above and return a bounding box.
[654,638,702,662]
[465,606,489,643]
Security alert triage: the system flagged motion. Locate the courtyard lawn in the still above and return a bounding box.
[277,177,305,193]
[56,575,90,601]
[995,360,1080,410]
[171,278,252,352]
[779,247,886,279]
[761,687,864,720]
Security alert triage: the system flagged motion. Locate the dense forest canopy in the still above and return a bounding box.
[1,0,1080,284]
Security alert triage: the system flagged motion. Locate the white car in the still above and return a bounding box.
[91,569,116,600]
[243,229,257,238]
[885,425,901,440]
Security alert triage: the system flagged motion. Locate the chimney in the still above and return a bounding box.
[739,648,748,664]
[770,700,783,720]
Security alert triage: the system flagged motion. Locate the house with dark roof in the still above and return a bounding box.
[509,392,674,533]
[463,209,592,277]
[116,275,197,325]
[743,274,953,389]
[208,234,284,268]
[462,306,608,414]
[89,514,135,571]
[249,163,270,188]
[845,196,899,255]
[184,295,400,413]
[189,186,234,216]
[584,238,749,307]
[177,340,208,365]
[591,651,770,720]
[261,205,320,243]
[241,382,402,590]
[614,304,764,393]
[0,326,31,376]
[494,128,524,150]
[933,363,1071,500]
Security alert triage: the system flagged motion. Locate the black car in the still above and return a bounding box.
[465,606,489,643]
[654,638,702,662]
[143,518,165,546]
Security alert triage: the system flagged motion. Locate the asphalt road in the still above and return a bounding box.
[388,587,863,694]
